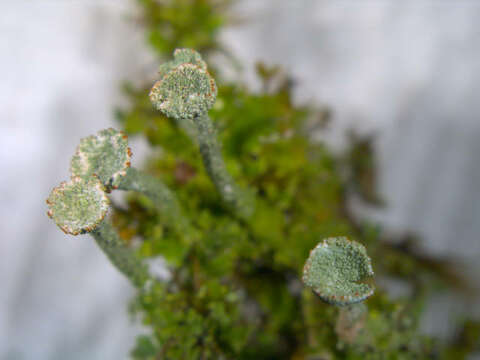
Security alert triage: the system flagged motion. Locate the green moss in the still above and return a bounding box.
[115,58,471,355]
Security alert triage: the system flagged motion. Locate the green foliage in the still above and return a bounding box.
[105,0,479,358]
[135,0,233,56]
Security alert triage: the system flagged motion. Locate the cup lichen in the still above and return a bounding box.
[149,49,217,120]
[46,175,109,235]
[302,237,374,306]
[68,127,195,240]
[150,48,253,219]
[70,128,132,191]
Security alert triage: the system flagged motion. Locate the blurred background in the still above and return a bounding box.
[1,0,479,358]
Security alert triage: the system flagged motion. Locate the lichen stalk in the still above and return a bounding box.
[149,48,254,219]
[335,302,368,344]
[92,220,150,288]
[117,167,197,242]
[194,113,254,219]
[173,114,198,141]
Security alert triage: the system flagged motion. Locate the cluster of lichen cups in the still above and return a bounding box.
[48,49,375,338]
[47,127,192,287]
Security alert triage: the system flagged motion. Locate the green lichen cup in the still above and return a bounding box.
[149,48,217,120]
[302,237,374,306]
[70,128,132,190]
[46,175,110,235]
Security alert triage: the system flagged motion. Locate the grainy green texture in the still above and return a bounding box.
[158,48,207,77]
[150,61,216,120]
[71,128,131,190]
[47,176,109,235]
[92,220,150,287]
[303,237,374,305]
[149,49,214,122]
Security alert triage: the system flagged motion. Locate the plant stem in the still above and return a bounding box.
[193,113,254,219]
[92,220,150,288]
[117,167,197,242]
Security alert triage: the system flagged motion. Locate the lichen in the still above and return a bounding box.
[149,50,217,120]
[158,48,208,77]
[46,175,109,235]
[302,237,374,305]
[70,128,131,190]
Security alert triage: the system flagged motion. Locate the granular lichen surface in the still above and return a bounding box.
[47,176,110,235]
[149,50,217,120]
[303,237,374,305]
[70,128,131,189]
